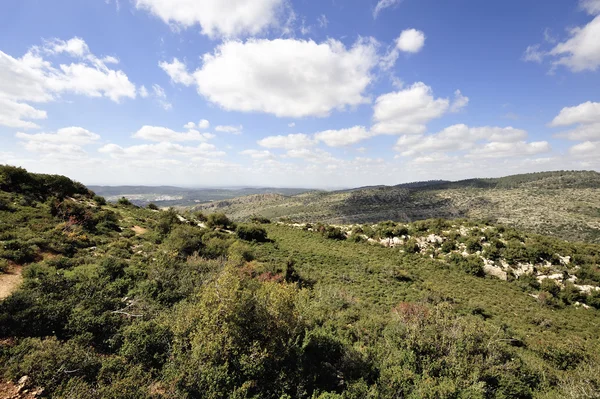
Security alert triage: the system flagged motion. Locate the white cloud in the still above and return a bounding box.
[523,45,544,63]
[372,82,465,135]
[152,84,172,110]
[314,126,371,147]
[163,38,379,118]
[550,101,600,126]
[556,123,600,141]
[139,85,149,98]
[549,15,600,72]
[466,141,551,159]
[184,122,196,129]
[0,37,136,106]
[159,58,195,86]
[135,0,286,39]
[318,14,328,28]
[373,0,402,18]
[288,122,296,128]
[0,98,47,129]
[240,149,275,159]
[15,127,100,157]
[569,140,599,157]
[394,124,531,157]
[16,126,100,145]
[132,125,215,142]
[396,29,426,53]
[99,141,224,158]
[257,133,315,149]
[198,119,210,129]
[284,148,335,163]
[581,0,600,15]
[47,37,89,57]
[449,90,469,112]
[215,125,243,134]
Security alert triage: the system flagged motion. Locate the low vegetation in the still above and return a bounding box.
[194,170,600,243]
[1,165,599,398]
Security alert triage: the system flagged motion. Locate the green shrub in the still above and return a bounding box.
[0,258,8,273]
[540,279,560,297]
[250,215,271,224]
[147,203,159,210]
[163,225,205,258]
[441,240,456,253]
[465,238,482,253]
[206,212,235,230]
[448,254,485,277]
[117,197,133,206]
[403,239,420,254]
[236,224,268,242]
[93,195,107,206]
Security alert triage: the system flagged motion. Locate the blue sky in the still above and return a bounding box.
[1,0,599,188]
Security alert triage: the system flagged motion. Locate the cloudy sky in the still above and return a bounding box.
[1,0,599,188]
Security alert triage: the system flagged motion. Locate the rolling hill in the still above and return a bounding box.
[193,170,600,243]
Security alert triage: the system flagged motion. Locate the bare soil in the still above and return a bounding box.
[0,265,23,300]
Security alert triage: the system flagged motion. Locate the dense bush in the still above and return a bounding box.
[206,212,236,230]
[236,224,268,242]
[117,197,133,206]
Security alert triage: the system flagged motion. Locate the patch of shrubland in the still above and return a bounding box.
[1,166,600,398]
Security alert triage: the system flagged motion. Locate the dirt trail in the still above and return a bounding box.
[131,225,148,235]
[0,265,23,300]
[0,378,43,399]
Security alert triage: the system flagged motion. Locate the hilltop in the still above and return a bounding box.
[194,170,600,243]
[1,165,599,398]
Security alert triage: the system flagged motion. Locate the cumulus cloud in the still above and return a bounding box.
[0,36,136,122]
[394,124,534,158]
[526,2,600,72]
[396,29,426,53]
[556,123,600,141]
[569,140,599,157]
[0,98,47,129]
[132,125,215,142]
[314,126,371,147]
[159,58,195,85]
[372,82,466,135]
[466,141,551,159]
[135,0,287,39]
[373,0,402,18]
[183,119,210,130]
[550,101,600,126]
[239,149,275,159]
[16,126,100,145]
[551,100,600,150]
[160,38,379,118]
[215,125,243,134]
[257,133,315,149]
[15,127,100,157]
[549,15,600,72]
[99,141,224,158]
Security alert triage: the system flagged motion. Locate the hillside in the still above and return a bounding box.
[89,185,311,208]
[1,165,600,398]
[194,171,600,243]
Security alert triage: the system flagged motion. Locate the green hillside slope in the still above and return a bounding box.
[1,165,599,398]
[194,171,600,243]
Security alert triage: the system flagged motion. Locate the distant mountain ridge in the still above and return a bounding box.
[192,170,600,243]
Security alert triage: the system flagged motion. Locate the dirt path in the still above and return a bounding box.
[131,225,148,236]
[0,378,43,398]
[0,265,23,300]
